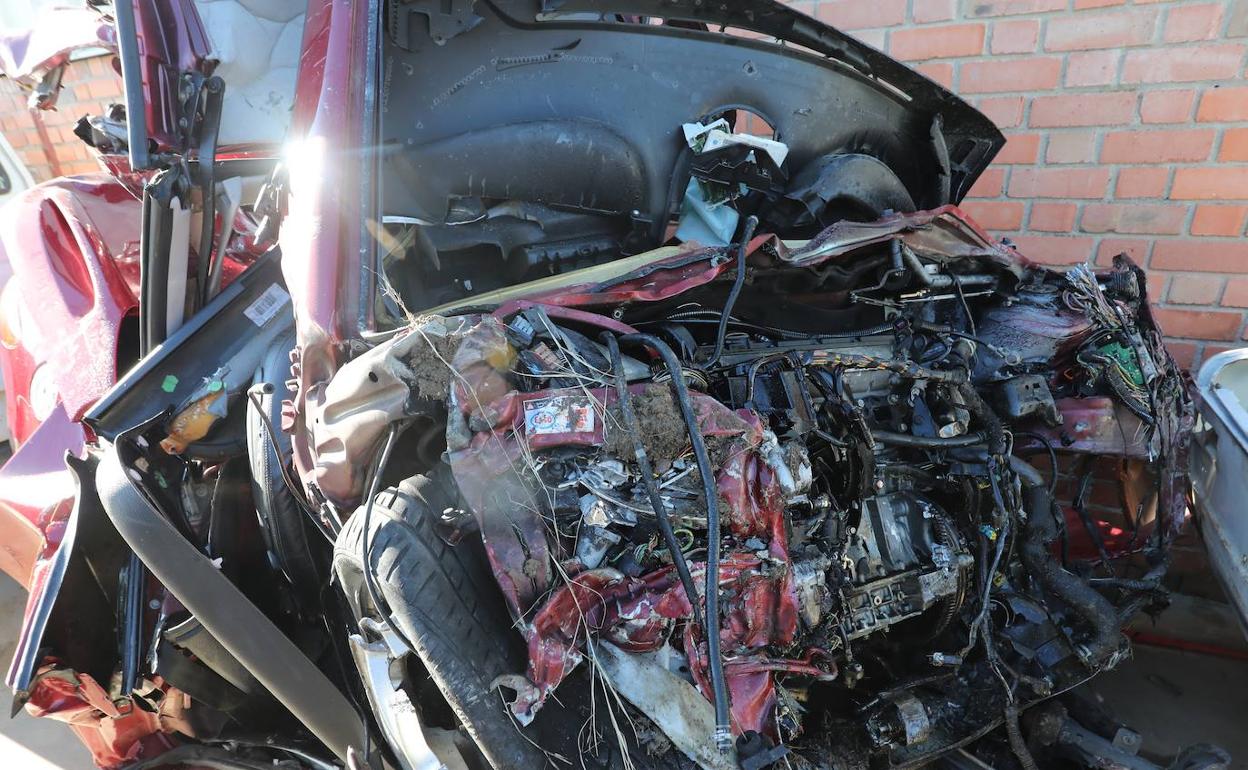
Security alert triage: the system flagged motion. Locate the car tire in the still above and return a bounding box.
[332,465,547,769]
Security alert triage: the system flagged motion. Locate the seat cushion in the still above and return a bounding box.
[195,0,306,147]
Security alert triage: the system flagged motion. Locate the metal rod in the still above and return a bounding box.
[112,0,151,170]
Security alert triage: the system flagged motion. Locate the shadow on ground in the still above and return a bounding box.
[0,573,94,769]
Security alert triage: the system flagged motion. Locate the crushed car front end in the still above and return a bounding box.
[0,2,1215,769]
[282,3,1196,768]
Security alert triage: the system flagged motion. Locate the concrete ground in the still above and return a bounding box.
[1087,645,1248,767]
[0,573,93,769]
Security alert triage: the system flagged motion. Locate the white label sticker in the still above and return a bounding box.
[524,394,596,435]
[243,284,290,327]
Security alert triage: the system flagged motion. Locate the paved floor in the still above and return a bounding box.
[0,574,93,769]
[1088,644,1248,767]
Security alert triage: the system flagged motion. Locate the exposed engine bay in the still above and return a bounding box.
[303,208,1197,770]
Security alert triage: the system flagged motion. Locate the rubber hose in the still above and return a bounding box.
[620,332,732,751]
[1005,705,1041,770]
[603,334,702,625]
[958,380,1008,456]
[1015,459,1121,669]
[704,214,759,368]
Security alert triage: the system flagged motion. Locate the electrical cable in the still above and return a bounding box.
[620,332,732,752]
[246,386,336,542]
[1017,430,1060,497]
[604,334,703,626]
[703,214,759,368]
[871,430,987,449]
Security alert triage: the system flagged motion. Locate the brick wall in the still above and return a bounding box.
[0,55,124,181]
[792,0,1248,369]
[3,4,1248,367]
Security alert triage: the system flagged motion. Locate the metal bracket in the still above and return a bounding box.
[391,0,482,48]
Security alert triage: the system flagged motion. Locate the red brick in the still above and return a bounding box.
[961,201,1026,230]
[968,0,1066,17]
[1164,3,1224,43]
[1166,341,1200,370]
[851,29,888,50]
[913,0,956,23]
[1045,10,1157,51]
[1046,132,1097,164]
[1191,205,1248,237]
[1030,92,1137,128]
[17,146,45,167]
[1080,203,1187,235]
[1171,168,1248,201]
[1224,278,1248,308]
[1063,50,1120,88]
[1151,308,1243,341]
[1149,272,1169,304]
[1206,344,1239,361]
[977,96,1024,128]
[1097,238,1152,265]
[1074,0,1125,8]
[85,79,120,99]
[960,57,1061,93]
[1115,168,1170,199]
[916,62,955,89]
[1009,167,1110,198]
[1152,240,1248,272]
[1100,129,1216,164]
[1197,87,1248,123]
[891,24,986,60]
[1219,128,1248,162]
[816,0,907,29]
[1029,202,1079,232]
[1167,274,1225,305]
[1122,45,1247,84]
[995,133,1041,164]
[968,168,1007,198]
[991,19,1040,54]
[85,55,107,77]
[1231,1,1248,37]
[7,129,31,149]
[1141,90,1196,124]
[1009,235,1098,265]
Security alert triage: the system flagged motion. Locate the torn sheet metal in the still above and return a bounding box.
[594,641,738,770]
[306,315,474,505]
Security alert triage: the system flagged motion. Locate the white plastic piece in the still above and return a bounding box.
[194,0,306,146]
[166,195,191,336]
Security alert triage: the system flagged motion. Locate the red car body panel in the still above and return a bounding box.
[281,0,371,478]
[25,667,186,768]
[129,0,213,152]
[0,176,140,580]
[0,0,354,765]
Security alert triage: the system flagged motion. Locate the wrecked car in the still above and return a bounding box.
[0,1,1222,769]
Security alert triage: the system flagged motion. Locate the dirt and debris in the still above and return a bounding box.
[401,318,465,399]
[604,386,691,466]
